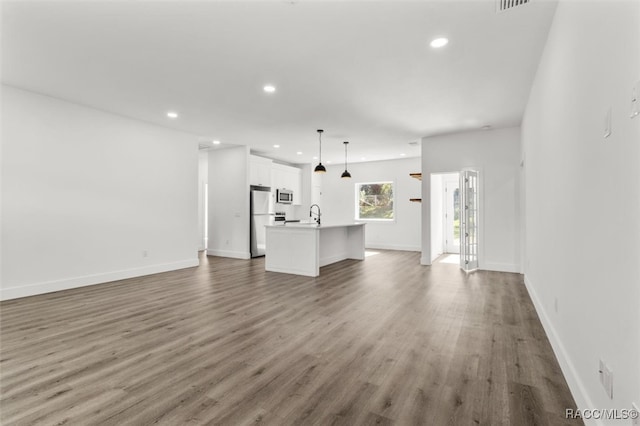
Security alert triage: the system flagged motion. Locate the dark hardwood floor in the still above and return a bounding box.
[0,251,581,425]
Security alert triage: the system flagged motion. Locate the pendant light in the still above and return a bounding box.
[314,129,326,173]
[341,141,351,178]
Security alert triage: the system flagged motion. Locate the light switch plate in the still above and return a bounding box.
[605,365,613,399]
[604,107,612,138]
[598,359,614,399]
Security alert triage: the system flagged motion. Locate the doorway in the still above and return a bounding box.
[430,173,459,262]
[444,178,460,254]
[430,170,479,271]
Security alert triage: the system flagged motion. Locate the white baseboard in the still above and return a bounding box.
[365,243,421,252]
[431,251,444,263]
[482,261,521,273]
[0,258,200,301]
[206,249,251,260]
[523,275,600,426]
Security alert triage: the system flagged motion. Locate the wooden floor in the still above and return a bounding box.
[0,251,581,425]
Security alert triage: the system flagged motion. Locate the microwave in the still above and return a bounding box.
[276,189,293,204]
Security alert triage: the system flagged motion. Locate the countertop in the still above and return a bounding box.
[265,222,365,230]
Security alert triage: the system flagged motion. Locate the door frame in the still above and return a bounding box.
[424,167,483,267]
[460,170,479,271]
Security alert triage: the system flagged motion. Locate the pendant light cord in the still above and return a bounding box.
[344,142,348,169]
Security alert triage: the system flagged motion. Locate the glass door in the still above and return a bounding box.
[460,171,478,271]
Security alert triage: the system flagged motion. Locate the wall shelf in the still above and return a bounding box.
[410,173,422,203]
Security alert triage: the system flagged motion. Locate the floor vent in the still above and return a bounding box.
[496,0,530,12]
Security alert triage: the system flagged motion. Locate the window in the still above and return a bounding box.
[356,182,394,221]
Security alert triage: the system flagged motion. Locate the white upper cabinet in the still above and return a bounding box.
[271,163,301,205]
[249,155,273,187]
[249,156,301,205]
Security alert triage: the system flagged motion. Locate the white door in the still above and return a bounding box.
[444,180,460,254]
[460,171,479,271]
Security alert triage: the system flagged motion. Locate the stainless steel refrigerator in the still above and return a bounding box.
[250,185,274,258]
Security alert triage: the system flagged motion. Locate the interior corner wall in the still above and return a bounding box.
[420,127,521,272]
[198,151,209,251]
[320,157,421,251]
[207,146,250,259]
[521,1,640,423]
[0,85,200,300]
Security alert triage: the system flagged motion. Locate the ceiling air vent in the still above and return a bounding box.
[496,0,530,12]
[198,143,211,150]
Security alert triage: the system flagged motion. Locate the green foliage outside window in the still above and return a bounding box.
[357,182,394,220]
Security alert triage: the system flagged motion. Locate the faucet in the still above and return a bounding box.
[309,204,321,225]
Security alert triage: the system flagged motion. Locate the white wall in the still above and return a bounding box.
[310,163,323,208]
[207,146,251,259]
[522,1,640,423]
[421,127,521,272]
[1,86,200,300]
[296,163,313,220]
[320,157,421,251]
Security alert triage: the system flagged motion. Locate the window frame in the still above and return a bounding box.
[354,180,396,222]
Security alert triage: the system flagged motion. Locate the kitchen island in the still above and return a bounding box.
[265,223,365,277]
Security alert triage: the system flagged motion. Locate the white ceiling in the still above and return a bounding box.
[1,0,557,165]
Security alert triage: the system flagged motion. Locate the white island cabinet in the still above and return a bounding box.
[265,223,365,277]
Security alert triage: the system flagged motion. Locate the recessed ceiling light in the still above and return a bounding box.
[361,157,367,161]
[296,151,303,155]
[167,111,178,118]
[326,161,332,164]
[213,140,221,145]
[400,153,406,156]
[430,37,448,48]
[481,125,492,130]
[273,144,280,148]
[313,156,318,160]
[263,85,276,93]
